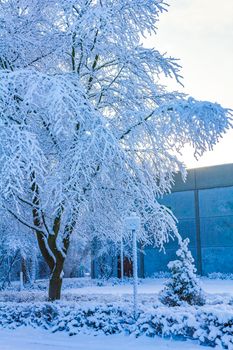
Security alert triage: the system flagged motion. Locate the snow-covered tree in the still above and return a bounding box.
[0,211,38,288]
[0,0,232,300]
[159,238,205,306]
[63,232,91,278]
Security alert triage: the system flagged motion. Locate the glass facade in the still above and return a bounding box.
[93,164,233,278]
[144,183,233,276]
[199,186,233,274]
[144,190,197,276]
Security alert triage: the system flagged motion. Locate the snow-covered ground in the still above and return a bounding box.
[66,277,233,296]
[1,277,233,304]
[58,277,233,306]
[1,278,233,349]
[0,328,212,350]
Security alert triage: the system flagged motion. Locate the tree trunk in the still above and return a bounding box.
[49,276,63,301]
[21,257,31,285]
[31,173,72,301]
[48,257,65,301]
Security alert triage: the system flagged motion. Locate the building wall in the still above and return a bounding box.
[143,164,233,276]
[93,164,233,278]
[199,186,233,274]
[144,190,198,276]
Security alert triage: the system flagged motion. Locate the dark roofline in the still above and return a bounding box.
[172,163,233,192]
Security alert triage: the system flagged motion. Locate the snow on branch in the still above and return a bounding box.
[0,0,232,253]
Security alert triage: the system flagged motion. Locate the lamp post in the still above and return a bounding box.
[125,213,141,318]
[20,271,24,291]
[120,234,124,283]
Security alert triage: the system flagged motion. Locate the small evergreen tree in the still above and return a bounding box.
[159,238,205,306]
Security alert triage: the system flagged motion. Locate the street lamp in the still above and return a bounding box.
[125,212,141,318]
[120,234,124,284]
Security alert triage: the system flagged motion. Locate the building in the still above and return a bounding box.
[92,163,233,278]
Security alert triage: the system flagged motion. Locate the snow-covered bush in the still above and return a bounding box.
[208,273,233,280]
[1,302,233,348]
[150,271,171,279]
[159,238,205,306]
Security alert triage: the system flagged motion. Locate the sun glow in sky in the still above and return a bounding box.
[149,0,233,169]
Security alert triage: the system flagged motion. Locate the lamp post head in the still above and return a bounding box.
[124,212,141,230]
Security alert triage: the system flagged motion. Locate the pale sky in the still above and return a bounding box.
[148,0,233,168]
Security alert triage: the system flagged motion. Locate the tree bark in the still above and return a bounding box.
[49,276,63,300]
[30,174,73,301]
[21,257,31,285]
[48,250,65,301]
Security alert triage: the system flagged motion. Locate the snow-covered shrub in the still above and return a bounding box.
[159,238,205,306]
[1,302,233,348]
[150,271,171,279]
[208,273,233,280]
